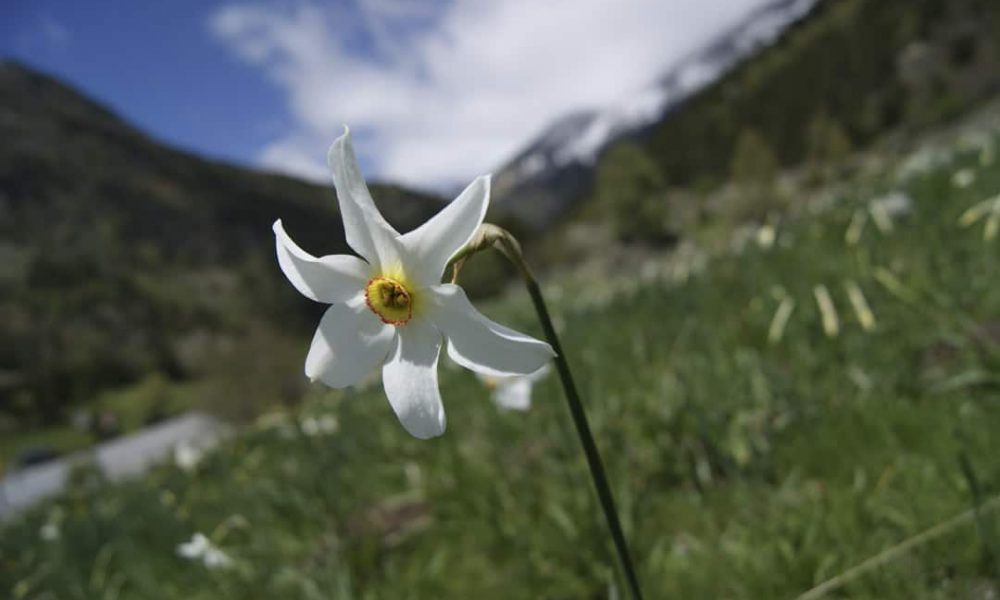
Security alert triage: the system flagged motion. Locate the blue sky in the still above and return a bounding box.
[1,0,772,191]
[0,1,299,172]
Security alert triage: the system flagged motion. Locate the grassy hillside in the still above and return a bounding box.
[3,106,998,598]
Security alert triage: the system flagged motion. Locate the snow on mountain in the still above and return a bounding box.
[493,0,818,216]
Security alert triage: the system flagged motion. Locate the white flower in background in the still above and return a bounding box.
[958,194,1000,241]
[477,363,551,411]
[895,145,951,182]
[871,191,912,218]
[174,440,205,471]
[767,296,796,344]
[867,191,912,235]
[813,284,839,338]
[177,533,233,569]
[952,168,976,188]
[755,224,776,249]
[868,201,894,234]
[39,507,64,542]
[299,414,339,436]
[39,522,60,541]
[844,208,868,246]
[173,435,224,472]
[844,280,876,332]
[274,128,554,439]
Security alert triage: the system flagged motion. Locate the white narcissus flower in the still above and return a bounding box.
[39,522,60,542]
[299,414,339,436]
[274,128,554,439]
[173,441,204,472]
[477,363,551,411]
[952,168,976,188]
[177,533,233,569]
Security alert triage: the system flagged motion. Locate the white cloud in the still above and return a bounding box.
[210,0,771,190]
[258,135,330,183]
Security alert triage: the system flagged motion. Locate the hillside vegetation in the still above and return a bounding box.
[647,0,1000,183]
[583,0,1000,241]
[3,101,999,599]
[0,62,444,430]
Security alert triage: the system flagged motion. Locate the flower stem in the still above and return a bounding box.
[467,231,643,599]
[525,278,645,599]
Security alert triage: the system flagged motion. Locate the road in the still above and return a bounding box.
[0,412,224,520]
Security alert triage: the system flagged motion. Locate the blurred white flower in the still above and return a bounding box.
[952,168,976,188]
[755,224,776,249]
[958,194,1000,241]
[177,533,233,569]
[767,296,796,344]
[39,507,64,542]
[813,285,839,338]
[871,191,912,218]
[39,522,60,542]
[477,364,551,411]
[895,146,950,181]
[844,209,868,246]
[844,280,875,332]
[274,128,553,438]
[868,201,894,234]
[866,191,912,234]
[174,440,205,471]
[299,414,339,436]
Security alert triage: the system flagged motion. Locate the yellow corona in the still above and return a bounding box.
[365,275,414,325]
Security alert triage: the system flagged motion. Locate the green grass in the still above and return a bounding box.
[0,428,93,472]
[1,375,204,470]
[3,132,1000,599]
[92,374,202,432]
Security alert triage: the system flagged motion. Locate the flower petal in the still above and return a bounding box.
[427,284,555,377]
[399,175,490,285]
[526,363,552,383]
[382,319,446,439]
[327,127,401,269]
[494,378,533,411]
[177,534,209,559]
[306,296,395,388]
[274,220,370,303]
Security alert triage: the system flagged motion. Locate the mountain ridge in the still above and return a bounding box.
[0,60,444,420]
[491,0,820,227]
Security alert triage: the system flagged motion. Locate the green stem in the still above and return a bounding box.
[484,235,644,600]
[958,450,1000,578]
[525,278,645,600]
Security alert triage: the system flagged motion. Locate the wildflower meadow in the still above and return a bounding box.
[4,118,999,599]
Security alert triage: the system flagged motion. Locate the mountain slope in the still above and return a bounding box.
[492,0,819,227]
[493,0,1000,229]
[0,61,443,421]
